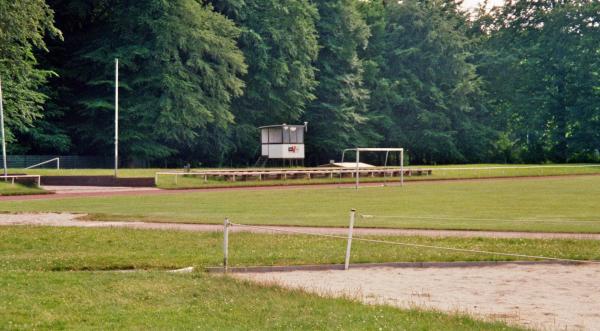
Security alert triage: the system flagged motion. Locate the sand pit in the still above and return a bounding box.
[236,264,600,330]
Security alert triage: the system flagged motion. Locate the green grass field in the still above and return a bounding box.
[1,226,532,330]
[4,227,600,271]
[2,176,599,233]
[11,163,600,190]
[0,182,46,196]
[2,170,597,328]
[3,271,520,330]
[154,163,600,189]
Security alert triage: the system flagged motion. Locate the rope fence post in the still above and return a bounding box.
[344,209,356,270]
[223,218,230,273]
[225,218,600,267]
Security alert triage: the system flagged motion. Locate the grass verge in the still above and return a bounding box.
[0,271,519,330]
[0,182,47,196]
[2,226,599,271]
[0,226,535,330]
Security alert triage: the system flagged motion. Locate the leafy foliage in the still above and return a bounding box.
[210,0,319,165]
[3,0,599,165]
[305,0,372,163]
[359,0,493,164]
[43,0,247,162]
[475,0,600,162]
[0,0,61,146]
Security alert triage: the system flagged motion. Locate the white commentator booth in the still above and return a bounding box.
[260,123,307,165]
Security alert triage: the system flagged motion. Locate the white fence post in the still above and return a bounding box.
[344,209,356,270]
[223,218,230,272]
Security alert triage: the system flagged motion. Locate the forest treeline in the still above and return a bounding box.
[1,0,599,166]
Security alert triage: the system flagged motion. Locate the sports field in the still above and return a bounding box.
[2,174,599,329]
[11,163,600,189]
[2,175,599,233]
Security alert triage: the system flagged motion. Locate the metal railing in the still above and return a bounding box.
[25,157,60,169]
[0,174,41,187]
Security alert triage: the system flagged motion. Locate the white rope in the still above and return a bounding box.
[359,214,600,224]
[230,222,349,240]
[228,222,600,265]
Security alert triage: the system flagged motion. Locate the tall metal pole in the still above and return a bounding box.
[114,59,119,177]
[0,77,7,177]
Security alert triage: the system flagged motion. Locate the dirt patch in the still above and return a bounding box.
[2,213,600,240]
[235,264,600,330]
[42,186,160,194]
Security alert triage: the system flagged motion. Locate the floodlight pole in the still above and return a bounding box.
[114,58,119,177]
[0,77,7,177]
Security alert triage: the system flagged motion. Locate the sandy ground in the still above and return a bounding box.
[2,213,600,240]
[235,264,600,330]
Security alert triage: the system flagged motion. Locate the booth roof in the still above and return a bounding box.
[259,124,306,129]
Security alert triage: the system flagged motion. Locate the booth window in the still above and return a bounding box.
[281,127,301,144]
[268,128,282,143]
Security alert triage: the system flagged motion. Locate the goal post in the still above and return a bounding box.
[341,148,404,189]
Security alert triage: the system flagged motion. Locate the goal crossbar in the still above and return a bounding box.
[342,148,404,153]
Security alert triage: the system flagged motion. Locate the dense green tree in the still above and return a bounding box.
[210,0,319,165]
[7,0,598,166]
[304,0,372,164]
[42,0,247,163]
[0,0,61,149]
[476,0,600,162]
[359,0,493,164]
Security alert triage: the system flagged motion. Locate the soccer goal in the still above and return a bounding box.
[341,148,404,189]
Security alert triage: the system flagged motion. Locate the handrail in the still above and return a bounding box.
[0,174,41,187]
